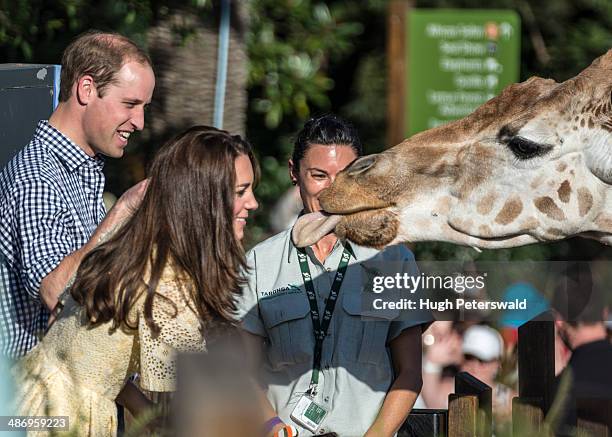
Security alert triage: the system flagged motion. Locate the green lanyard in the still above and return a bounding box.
[296,245,351,396]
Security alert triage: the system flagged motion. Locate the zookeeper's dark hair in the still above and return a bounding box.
[71,125,259,335]
[292,114,363,171]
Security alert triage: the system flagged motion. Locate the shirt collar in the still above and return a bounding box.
[287,226,357,264]
[35,120,105,172]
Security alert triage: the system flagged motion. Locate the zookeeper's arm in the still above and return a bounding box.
[364,325,423,437]
[240,330,287,436]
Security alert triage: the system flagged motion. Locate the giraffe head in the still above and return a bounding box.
[293,50,612,249]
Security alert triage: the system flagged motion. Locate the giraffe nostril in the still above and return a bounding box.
[347,155,376,176]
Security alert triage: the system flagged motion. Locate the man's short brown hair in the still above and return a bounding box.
[59,30,152,102]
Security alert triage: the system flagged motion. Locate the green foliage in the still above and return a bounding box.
[0,0,152,63]
[247,0,363,129]
[0,0,216,64]
[122,404,166,437]
[339,52,388,154]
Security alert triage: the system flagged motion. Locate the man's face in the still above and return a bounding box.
[82,60,155,158]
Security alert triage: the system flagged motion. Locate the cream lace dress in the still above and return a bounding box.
[12,266,205,436]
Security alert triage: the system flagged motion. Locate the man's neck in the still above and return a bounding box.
[48,104,94,157]
[311,233,338,264]
[570,324,607,349]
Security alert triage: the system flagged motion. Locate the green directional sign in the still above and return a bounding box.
[406,9,520,136]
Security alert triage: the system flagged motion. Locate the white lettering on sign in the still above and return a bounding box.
[426,23,484,39]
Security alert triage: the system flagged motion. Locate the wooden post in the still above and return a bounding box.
[386,0,412,147]
[448,394,479,437]
[512,313,555,436]
[517,313,556,414]
[454,372,492,437]
[512,397,544,436]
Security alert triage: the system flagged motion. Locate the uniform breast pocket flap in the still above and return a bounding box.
[341,292,398,366]
[259,294,312,366]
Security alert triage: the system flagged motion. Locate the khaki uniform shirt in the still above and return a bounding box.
[236,228,431,436]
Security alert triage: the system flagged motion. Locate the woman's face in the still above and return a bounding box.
[233,154,259,241]
[290,144,358,214]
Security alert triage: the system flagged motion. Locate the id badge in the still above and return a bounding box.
[290,394,328,432]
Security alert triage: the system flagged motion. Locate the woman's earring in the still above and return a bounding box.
[291,180,297,186]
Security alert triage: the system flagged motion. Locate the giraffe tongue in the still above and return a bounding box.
[292,212,342,248]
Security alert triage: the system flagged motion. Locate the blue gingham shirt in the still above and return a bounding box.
[0,121,106,358]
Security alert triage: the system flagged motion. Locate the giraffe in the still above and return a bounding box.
[292,50,612,250]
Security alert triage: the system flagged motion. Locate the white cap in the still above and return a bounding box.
[462,325,503,362]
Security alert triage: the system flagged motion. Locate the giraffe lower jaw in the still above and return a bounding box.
[443,223,541,249]
[293,209,551,250]
[447,221,527,242]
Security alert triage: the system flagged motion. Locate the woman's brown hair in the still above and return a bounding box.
[71,125,259,335]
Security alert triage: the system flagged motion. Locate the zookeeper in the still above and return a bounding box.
[237,114,431,437]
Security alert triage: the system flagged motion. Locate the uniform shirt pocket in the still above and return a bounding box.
[259,294,312,369]
[341,292,399,366]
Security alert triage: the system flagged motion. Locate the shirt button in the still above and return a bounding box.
[326,267,332,272]
[324,396,329,402]
[318,428,326,434]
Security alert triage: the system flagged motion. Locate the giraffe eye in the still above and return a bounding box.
[507,137,552,160]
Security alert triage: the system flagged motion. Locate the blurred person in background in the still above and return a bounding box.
[461,325,515,421]
[421,324,515,420]
[553,263,612,434]
[420,321,463,408]
[11,126,259,436]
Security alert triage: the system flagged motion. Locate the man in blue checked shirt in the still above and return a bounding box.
[0,31,155,359]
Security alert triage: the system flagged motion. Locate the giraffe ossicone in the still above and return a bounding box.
[293,50,612,250]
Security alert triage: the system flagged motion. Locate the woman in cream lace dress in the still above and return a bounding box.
[12,126,259,436]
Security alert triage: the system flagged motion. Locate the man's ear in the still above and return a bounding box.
[75,75,97,105]
[288,159,298,185]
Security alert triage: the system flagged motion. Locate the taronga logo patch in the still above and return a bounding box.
[260,284,302,299]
